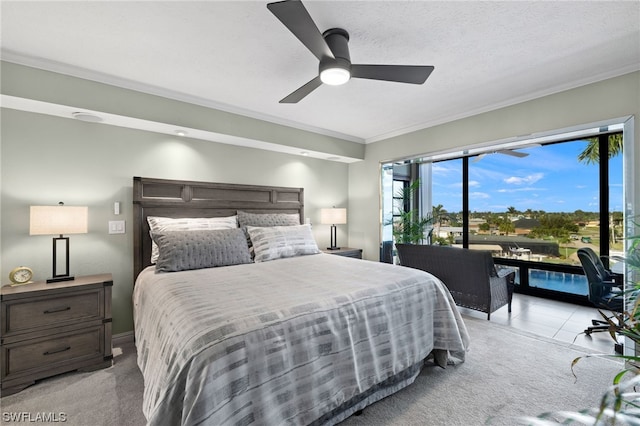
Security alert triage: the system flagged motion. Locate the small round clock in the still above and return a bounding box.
[9,266,33,286]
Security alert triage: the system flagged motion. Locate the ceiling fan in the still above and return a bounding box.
[267,0,434,103]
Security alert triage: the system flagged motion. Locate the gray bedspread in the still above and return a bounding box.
[133,253,469,425]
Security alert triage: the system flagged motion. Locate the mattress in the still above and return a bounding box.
[133,253,469,425]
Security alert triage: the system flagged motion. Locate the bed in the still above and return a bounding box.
[132,176,469,425]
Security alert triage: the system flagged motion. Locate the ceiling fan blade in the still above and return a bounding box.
[473,144,539,161]
[517,143,542,149]
[351,64,434,84]
[279,76,323,103]
[267,0,334,61]
[472,153,487,163]
[498,150,529,158]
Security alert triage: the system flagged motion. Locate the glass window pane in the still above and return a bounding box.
[392,180,405,196]
[528,269,588,295]
[431,159,462,245]
[608,133,624,269]
[381,165,394,243]
[380,130,623,302]
[466,140,602,269]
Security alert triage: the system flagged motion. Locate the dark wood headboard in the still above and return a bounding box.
[132,177,304,281]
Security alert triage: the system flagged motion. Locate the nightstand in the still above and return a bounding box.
[322,247,363,259]
[1,273,113,396]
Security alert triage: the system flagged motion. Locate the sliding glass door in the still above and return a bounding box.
[381,130,624,304]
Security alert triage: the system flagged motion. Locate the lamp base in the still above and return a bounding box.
[327,225,342,252]
[47,275,75,284]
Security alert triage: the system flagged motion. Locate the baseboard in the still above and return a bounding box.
[113,331,134,345]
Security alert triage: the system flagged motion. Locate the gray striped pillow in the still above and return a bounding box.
[247,224,320,262]
[147,216,238,263]
[152,228,251,272]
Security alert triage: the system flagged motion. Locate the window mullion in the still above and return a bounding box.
[599,133,610,265]
[462,156,469,248]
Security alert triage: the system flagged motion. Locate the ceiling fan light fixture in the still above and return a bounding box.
[319,57,351,86]
[320,67,350,86]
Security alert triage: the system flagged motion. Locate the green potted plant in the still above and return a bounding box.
[391,180,433,245]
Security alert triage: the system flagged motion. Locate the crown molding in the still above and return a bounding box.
[365,65,640,144]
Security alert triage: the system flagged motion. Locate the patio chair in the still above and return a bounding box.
[396,244,515,320]
[577,247,624,339]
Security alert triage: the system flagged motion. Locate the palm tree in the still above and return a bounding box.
[577,134,623,165]
[498,219,515,236]
[432,204,446,238]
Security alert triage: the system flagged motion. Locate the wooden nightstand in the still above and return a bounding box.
[0,273,113,396]
[322,247,363,259]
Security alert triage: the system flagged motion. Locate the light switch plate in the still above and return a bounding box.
[108,220,126,234]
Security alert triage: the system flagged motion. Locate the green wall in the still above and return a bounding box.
[350,71,640,260]
[1,64,354,335]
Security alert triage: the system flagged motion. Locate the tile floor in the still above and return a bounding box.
[458,293,622,354]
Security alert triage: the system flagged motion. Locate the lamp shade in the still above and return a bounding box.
[30,205,88,235]
[320,208,347,225]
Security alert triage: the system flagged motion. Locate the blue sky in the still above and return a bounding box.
[432,140,624,214]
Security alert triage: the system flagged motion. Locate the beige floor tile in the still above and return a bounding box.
[454,293,621,353]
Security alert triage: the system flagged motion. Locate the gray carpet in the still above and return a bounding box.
[0,316,621,425]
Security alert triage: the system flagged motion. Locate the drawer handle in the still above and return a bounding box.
[43,306,71,314]
[43,346,71,356]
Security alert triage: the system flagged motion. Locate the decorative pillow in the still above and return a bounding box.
[247,224,320,263]
[152,228,251,273]
[237,211,300,228]
[147,215,238,263]
[237,211,301,256]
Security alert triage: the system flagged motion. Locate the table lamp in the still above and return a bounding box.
[320,207,347,250]
[30,203,88,283]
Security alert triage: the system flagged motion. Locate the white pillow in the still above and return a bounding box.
[247,224,320,263]
[147,215,238,263]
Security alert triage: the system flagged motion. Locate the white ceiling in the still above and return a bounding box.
[2,1,639,144]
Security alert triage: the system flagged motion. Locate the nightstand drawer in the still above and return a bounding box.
[0,274,112,395]
[3,325,105,379]
[3,290,103,335]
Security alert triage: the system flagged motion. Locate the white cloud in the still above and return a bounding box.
[470,192,490,199]
[432,163,461,176]
[504,173,544,185]
[497,187,545,193]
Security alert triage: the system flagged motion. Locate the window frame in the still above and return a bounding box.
[385,130,623,305]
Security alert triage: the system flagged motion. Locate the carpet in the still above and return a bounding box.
[0,316,622,425]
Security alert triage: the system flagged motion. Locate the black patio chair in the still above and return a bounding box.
[577,247,624,345]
